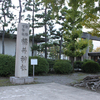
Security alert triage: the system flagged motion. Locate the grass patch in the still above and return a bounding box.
[0,77,13,86]
[76,78,83,82]
[0,77,39,87]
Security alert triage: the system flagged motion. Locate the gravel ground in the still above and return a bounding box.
[34,72,100,85]
[34,72,100,93]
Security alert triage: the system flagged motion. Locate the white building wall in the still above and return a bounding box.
[5,38,16,56]
[0,38,33,56]
[0,38,67,59]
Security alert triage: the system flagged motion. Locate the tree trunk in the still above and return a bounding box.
[19,0,22,23]
[32,0,35,56]
[59,35,63,59]
[2,26,5,54]
[71,56,74,71]
[44,8,47,59]
[2,0,6,54]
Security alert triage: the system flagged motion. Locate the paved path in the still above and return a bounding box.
[1,72,100,100]
[0,83,100,100]
[34,73,96,85]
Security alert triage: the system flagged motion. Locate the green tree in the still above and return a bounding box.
[0,0,15,54]
[55,6,67,59]
[35,4,56,59]
[89,40,93,52]
[19,0,22,23]
[82,0,100,37]
[49,44,59,60]
[24,0,41,56]
[36,0,65,15]
[63,1,88,68]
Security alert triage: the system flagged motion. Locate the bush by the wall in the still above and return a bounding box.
[82,60,100,73]
[83,59,93,63]
[46,59,55,73]
[97,58,100,65]
[53,60,72,74]
[46,59,55,68]
[29,56,49,75]
[0,54,15,77]
[74,61,83,69]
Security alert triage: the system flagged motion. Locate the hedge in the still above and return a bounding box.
[82,60,100,73]
[0,54,15,76]
[29,56,49,75]
[53,60,72,74]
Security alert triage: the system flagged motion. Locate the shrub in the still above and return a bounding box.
[47,59,55,68]
[29,56,49,75]
[82,60,100,73]
[83,59,93,63]
[0,54,15,77]
[53,60,72,74]
[74,61,83,69]
[97,58,100,65]
[46,59,55,73]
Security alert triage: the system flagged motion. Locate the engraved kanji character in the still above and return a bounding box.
[22,47,27,54]
[21,64,27,71]
[25,33,28,36]
[25,25,29,29]
[22,33,24,36]
[22,28,25,32]
[21,56,27,62]
[22,24,29,29]
[22,38,28,45]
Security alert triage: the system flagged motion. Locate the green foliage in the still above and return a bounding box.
[34,3,56,58]
[31,44,40,51]
[0,0,15,31]
[46,59,55,73]
[78,39,88,50]
[82,0,100,37]
[46,59,55,68]
[0,54,15,77]
[53,60,72,74]
[97,58,100,65]
[29,56,49,75]
[0,0,16,54]
[89,40,93,52]
[74,61,83,69]
[83,59,94,63]
[63,2,88,59]
[82,60,100,73]
[49,45,59,59]
[36,0,65,16]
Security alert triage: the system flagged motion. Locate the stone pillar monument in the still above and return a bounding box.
[15,23,29,78]
[10,23,34,84]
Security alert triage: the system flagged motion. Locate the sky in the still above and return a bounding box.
[11,0,100,50]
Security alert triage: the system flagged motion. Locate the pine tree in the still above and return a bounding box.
[36,0,64,14]
[19,0,22,23]
[54,6,67,59]
[35,3,56,59]
[22,0,45,56]
[49,44,59,59]
[0,0,15,54]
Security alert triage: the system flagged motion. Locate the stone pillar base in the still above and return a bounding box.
[10,76,34,84]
